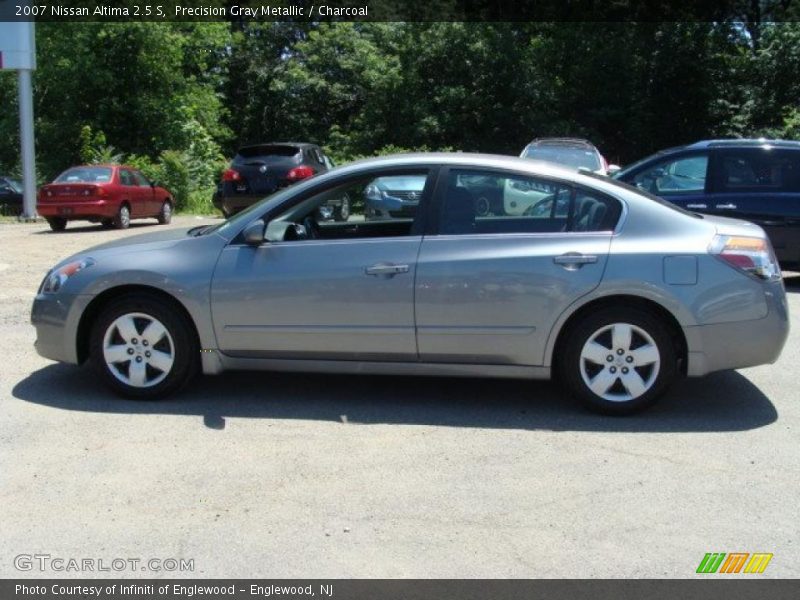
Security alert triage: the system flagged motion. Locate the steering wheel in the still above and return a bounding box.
[302,216,321,240]
[526,195,555,217]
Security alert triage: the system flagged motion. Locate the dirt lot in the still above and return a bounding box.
[1,216,798,578]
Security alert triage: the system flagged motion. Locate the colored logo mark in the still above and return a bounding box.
[696,552,773,574]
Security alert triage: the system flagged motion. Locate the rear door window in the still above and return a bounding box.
[438,169,621,235]
[715,149,800,193]
[119,169,135,186]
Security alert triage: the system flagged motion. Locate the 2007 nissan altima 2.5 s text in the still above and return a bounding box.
[31,154,790,414]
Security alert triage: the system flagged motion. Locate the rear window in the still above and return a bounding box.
[237,145,300,159]
[55,167,113,183]
[522,145,602,171]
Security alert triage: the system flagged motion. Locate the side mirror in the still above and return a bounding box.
[0,186,12,194]
[150,180,159,188]
[242,219,266,246]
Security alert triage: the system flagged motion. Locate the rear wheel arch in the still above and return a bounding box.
[76,285,200,365]
[549,294,688,376]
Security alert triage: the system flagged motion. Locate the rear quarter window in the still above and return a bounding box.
[716,149,800,193]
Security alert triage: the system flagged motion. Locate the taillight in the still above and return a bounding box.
[286,166,314,181]
[222,168,241,182]
[710,234,781,282]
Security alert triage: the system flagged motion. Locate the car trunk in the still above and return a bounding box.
[231,144,302,195]
[40,183,102,201]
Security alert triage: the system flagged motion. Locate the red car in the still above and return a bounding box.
[37,165,174,231]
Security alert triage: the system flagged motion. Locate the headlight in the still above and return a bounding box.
[41,258,95,294]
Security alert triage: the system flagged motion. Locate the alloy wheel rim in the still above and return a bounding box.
[476,196,490,216]
[120,206,130,227]
[579,322,660,402]
[102,312,175,388]
[162,203,171,219]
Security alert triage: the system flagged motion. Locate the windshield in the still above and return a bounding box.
[198,184,301,237]
[5,179,22,193]
[522,146,602,171]
[55,166,113,183]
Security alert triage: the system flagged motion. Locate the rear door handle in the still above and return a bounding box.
[554,253,598,266]
[715,203,737,210]
[686,203,707,209]
[365,263,410,277]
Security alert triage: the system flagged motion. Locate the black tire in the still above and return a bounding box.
[157,200,172,225]
[47,217,67,232]
[113,204,131,229]
[89,293,199,399]
[333,194,350,222]
[557,307,677,415]
[475,196,491,217]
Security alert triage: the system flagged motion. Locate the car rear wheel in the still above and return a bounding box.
[47,217,67,232]
[113,204,130,229]
[157,200,172,225]
[89,294,199,399]
[558,307,677,415]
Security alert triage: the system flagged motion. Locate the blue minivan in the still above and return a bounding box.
[614,139,800,270]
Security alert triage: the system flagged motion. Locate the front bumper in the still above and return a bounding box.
[685,280,790,376]
[31,292,90,365]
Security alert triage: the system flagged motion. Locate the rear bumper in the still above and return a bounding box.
[37,199,114,219]
[213,194,263,215]
[685,280,790,376]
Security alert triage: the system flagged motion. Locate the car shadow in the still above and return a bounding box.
[12,364,777,433]
[33,222,159,235]
[783,272,800,293]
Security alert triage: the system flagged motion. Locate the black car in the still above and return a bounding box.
[213,142,348,219]
[0,176,23,216]
[614,139,800,270]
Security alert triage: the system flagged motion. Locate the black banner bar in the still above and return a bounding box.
[2,0,799,23]
[2,580,800,600]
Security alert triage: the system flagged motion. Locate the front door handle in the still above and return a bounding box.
[553,253,598,268]
[715,203,738,210]
[686,203,708,209]
[365,263,410,277]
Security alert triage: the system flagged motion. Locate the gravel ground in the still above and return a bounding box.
[0,216,798,578]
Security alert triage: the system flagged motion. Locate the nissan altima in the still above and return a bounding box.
[31,154,789,414]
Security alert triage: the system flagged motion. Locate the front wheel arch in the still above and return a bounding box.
[76,285,201,366]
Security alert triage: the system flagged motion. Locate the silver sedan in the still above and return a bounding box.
[31,154,789,414]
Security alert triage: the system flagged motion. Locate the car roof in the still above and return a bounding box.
[238,142,319,151]
[325,152,610,188]
[676,139,800,151]
[526,137,597,149]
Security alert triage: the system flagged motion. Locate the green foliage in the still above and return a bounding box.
[1,21,800,214]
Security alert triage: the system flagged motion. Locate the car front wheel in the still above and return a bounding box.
[558,307,677,415]
[89,294,199,399]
